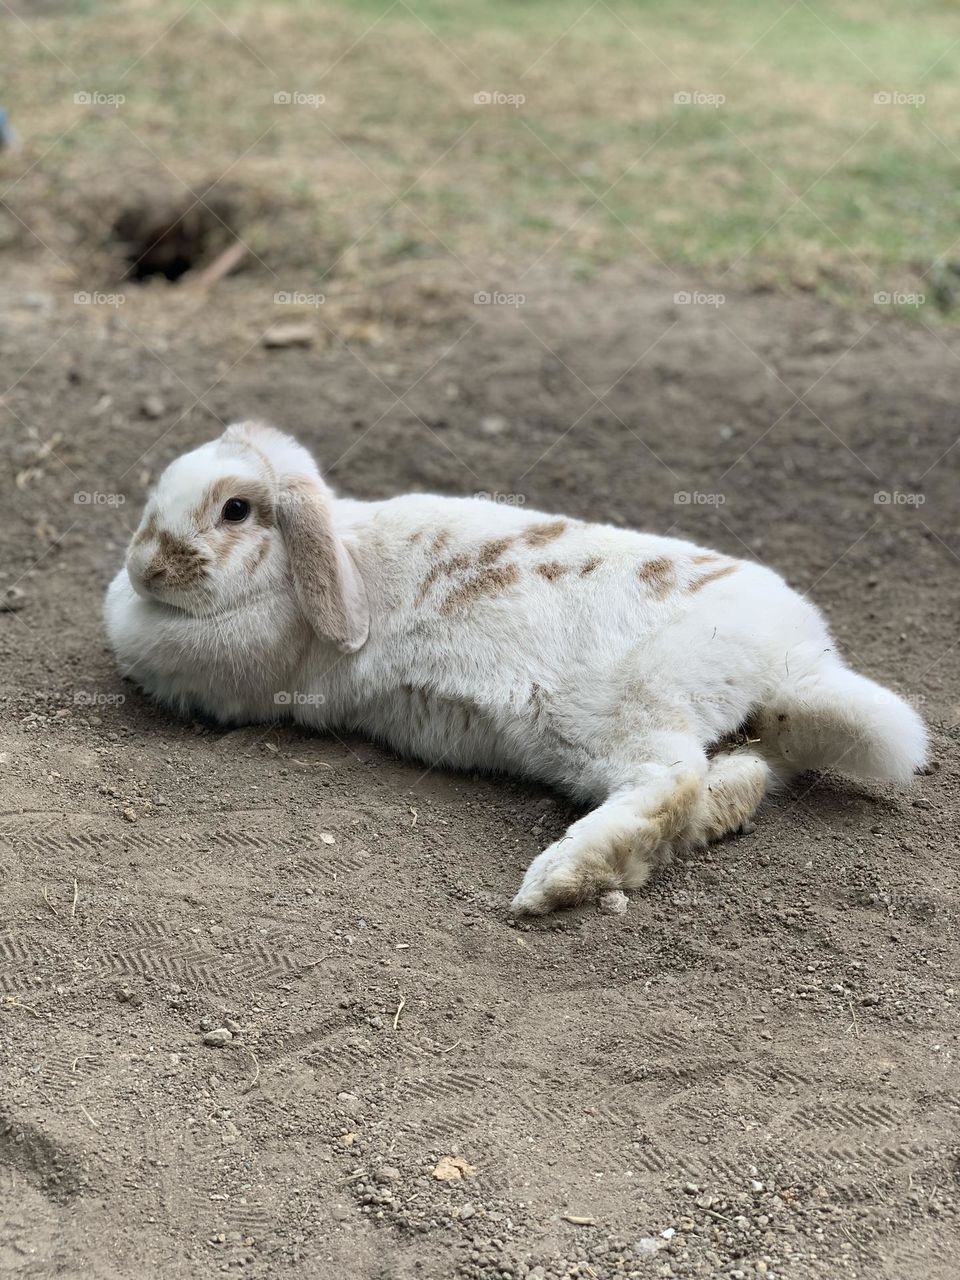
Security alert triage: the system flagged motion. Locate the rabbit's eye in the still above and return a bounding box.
[222,498,250,523]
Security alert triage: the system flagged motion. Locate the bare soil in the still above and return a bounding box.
[1,263,958,1279]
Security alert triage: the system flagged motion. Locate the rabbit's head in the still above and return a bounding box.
[124,422,369,652]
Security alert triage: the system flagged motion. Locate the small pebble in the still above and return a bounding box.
[262,321,314,349]
[0,586,26,612]
[598,890,628,915]
[479,414,507,436]
[141,394,165,419]
[203,1028,233,1047]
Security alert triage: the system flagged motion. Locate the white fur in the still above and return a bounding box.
[105,424,928,914]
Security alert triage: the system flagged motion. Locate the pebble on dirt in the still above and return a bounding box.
[140,394,165,419]
[0,586,26,612]
[203,1028,233,1047]
[598,890,628,915]
[262,321,315,349]
[432,1155,476,1181]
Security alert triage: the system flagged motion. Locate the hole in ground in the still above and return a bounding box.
[110,189,242,282]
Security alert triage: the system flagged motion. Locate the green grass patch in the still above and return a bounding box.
[3,0,960,312]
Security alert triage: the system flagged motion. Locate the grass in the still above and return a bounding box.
[4,0,960,312]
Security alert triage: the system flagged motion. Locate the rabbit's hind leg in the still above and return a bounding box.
[510,732,707,916]
[683,749,773,849]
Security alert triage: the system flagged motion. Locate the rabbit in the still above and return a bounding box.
[105,421,928,915]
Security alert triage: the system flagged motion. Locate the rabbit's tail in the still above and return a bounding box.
[755,662,927,783]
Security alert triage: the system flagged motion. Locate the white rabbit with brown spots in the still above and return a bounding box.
[105,422,927,914]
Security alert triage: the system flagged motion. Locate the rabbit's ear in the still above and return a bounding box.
[277,476,369,653]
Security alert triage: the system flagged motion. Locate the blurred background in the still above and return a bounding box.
[3,0,960,305]
[3,1,958,566]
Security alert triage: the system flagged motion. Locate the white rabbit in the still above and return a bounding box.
[105,421,928,914]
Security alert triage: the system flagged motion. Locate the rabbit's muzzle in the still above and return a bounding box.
[128,530,211,599]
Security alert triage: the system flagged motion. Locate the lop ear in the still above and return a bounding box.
[277,476,369,653]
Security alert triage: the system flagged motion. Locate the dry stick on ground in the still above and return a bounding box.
[42,887,58,915]
[2,996,40,1018]
[78,1103,99,1129]
[189,240,248,290]
[241,1050,261,1094]
[847,998,861,1039]
[71,878,78,918]
[393,994,406,1030]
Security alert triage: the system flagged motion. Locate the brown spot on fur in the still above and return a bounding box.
[414,565,442,606]
[579,555,601,576]
[133,512,158,546]
[431,529,452,554]
[652,774,703,843]
[243,534,270,573]
[156,529,198,561]
[691,552,721,565]
[522,519,567,547]
[688,563,738,593]
[414,552,473,606]
[477,535,515,565]
[408,529,424,544]
[637,555,676,599]
[439,562,520,614]
[145,529,209,587]
[534,560,570,582]
[193,475,274,527]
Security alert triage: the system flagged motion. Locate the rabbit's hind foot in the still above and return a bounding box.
[510,765,704,916]
[684,749,772,847]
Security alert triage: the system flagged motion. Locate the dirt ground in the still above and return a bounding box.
[1,263,958,1279]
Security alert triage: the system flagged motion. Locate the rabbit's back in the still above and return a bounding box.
[312,495,819,793]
